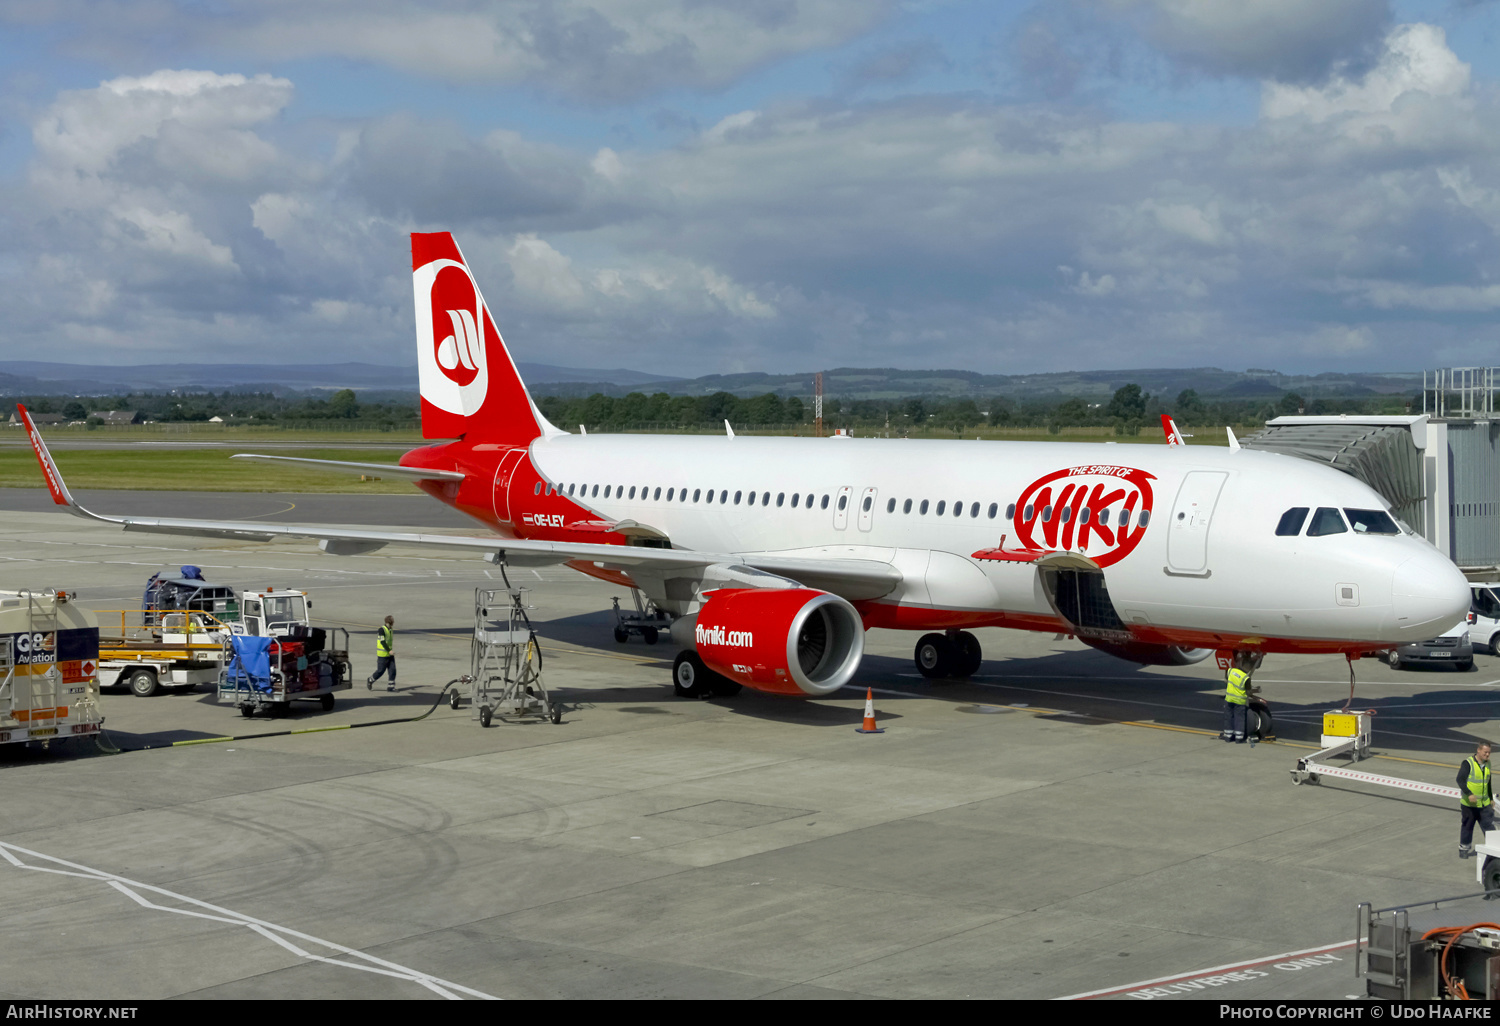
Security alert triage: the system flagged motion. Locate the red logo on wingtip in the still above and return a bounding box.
[1012,465,1155,568]
[430,265,482,388]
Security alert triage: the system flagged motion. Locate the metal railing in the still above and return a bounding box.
[1425,368,1500,419]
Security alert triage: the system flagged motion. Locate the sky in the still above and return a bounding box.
[1,1,1499,378]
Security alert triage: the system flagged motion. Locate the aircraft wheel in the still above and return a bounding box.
[129,669,159,698]
[914,634,952,679]
[951,632,982,677]
[613,627,629,644]
[672,651,714,698]
[1248,700,1273,741]
[642,627,659,645]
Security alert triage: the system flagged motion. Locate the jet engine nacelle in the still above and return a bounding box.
[693,588,864,696]
[1079,637,1214,666]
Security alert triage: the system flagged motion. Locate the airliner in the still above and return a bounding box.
[19,232,1470,700]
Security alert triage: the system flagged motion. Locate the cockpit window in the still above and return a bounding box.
[1275,507,1309,536]
[1344,508,1399,535]
[1307,507,1348,536]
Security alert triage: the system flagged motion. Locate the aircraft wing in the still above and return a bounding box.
[229,454,465,482]
[17,406,900,601]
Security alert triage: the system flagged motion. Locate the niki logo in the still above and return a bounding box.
[1012,465,1156,568]
[413,258,490,416]
[695,624,754,648]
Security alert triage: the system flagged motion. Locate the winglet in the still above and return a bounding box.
[1226,426,1241,451]
[1160,414,1187,446]
[18,405,79,510]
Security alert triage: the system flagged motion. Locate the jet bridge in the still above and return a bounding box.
[1242,411,1500,571]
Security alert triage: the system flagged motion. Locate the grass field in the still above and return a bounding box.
[0,447,421,493]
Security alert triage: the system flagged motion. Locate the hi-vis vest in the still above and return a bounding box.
[1225,668,1250,706]
[376,625,393,658]
[1463,757,1491,808]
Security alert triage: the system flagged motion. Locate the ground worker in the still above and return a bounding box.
[367,615,396,691]
[1221,653,1252,743]
[1459,741,1493,858]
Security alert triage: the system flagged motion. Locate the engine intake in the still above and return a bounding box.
[694,588,864,696]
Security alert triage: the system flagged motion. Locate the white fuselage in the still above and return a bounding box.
[518,433,1467,648]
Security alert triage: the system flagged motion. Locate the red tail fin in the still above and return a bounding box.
[412,232,544,442]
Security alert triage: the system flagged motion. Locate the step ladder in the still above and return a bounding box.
[466,586,559,727]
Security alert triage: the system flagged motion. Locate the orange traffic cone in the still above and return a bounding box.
[855,687,885,734]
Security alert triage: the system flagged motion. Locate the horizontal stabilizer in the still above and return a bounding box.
[230,454,465,482]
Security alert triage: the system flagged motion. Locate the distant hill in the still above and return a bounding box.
[0,361,679,396]
[0,360,1421,402]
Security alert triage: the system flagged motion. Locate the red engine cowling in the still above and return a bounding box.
[694,588,864,696]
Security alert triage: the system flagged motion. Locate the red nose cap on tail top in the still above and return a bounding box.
[856,687,885,734]
[411,232,543,444]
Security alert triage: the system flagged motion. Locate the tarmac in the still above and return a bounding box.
[3,491,1499,1000]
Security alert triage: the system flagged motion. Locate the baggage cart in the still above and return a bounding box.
[217,629,352,717]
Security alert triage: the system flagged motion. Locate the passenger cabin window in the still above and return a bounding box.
[887,498,896,513]
[628,486,636,499]
[903,499,912,514]
[693,489,701,502]
[1060,506,1072,523]
[1276,507,1309,536]
[747,491,755,506]
[821,495,830,510]
[1024,504,1034,521]
[654,487,662,500]
[534,482,542,495]
[989,503,999,519]
[920,500,929,514]
[1004,503,1014,519]
[1079,507,1090,524]
[1308,507,1347,536]
[777,493,785,507]
[762,492,770,505]
[734,491,742,505]
[936,501,946,516]
[838,495,848,511]
[862,496,872,512]
[721,490,728,504]
[1099,508,1110,525]
[1345,508,1399,535]
[706,489,714,504]
[1041,505,1052,523]
[1139,510,1151,526]
[791,493,799,508]
[953,501,962,518]
[666,488,674,500]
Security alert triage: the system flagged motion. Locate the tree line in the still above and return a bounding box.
[14,384,1417,434]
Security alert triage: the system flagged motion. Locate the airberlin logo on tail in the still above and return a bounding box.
[413,258,490,416]
[1013,465,1155,568]
[696,624,754,648]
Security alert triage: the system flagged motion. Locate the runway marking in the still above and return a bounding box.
[0,841,499,1000]
[1053,939,1356,1000]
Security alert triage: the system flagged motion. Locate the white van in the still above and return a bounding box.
[1468,582,1500,654]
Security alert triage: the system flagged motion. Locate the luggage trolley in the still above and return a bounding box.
[462,584,559,726]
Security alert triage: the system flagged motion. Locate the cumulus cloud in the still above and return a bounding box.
[1101,0,1392,82]
[1,0,898,102]
[5,18,1500,375]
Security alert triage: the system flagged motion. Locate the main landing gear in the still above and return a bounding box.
[914,630,982,679]
[672,651,743,699]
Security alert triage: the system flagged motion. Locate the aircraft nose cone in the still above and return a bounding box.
[1391,553,1469,636]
